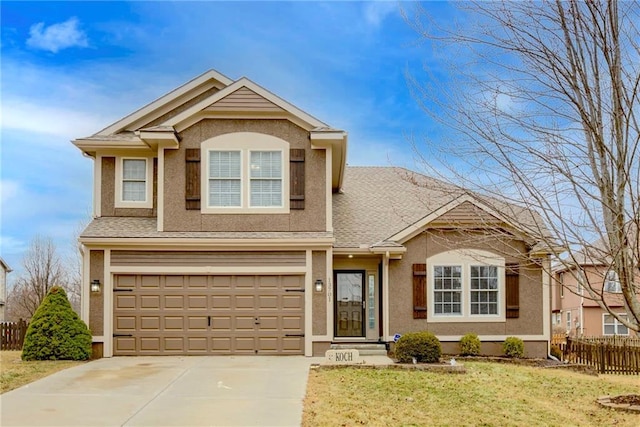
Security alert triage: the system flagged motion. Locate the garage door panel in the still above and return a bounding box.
[113,274,304,356]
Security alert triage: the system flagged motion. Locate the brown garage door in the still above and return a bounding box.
[113,274,304,355]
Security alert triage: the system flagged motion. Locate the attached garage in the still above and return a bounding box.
[112,274,305,355]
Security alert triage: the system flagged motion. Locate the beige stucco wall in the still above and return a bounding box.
[89,250,104,336]
[388,230,545,337]
[164,119,326,232]
[101,157,156,217]
[312,250,327,336]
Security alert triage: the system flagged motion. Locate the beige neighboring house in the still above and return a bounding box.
[552,247,639,338]
[0,257,12,322]
[73,69,554,358]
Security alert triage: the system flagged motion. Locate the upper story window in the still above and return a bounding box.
[604,270,621,293]
[428,249,505,322]
[115,157,153,208]
[201,132,289,214]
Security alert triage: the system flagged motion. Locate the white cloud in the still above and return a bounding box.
[26,17,88,53]
[363,1,398,27]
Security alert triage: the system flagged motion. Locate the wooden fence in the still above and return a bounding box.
[1,320,28,350]
[556,336,640,374]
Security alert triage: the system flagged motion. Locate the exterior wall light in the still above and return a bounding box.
[91,279,101,293]
[314,279,324,293]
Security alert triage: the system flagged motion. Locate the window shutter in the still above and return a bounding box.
[290,149,305,210]
[506,263,520,318]
[185,149,201,210]
[413,263,427,319]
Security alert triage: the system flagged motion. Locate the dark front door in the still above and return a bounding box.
[334,271,365,337]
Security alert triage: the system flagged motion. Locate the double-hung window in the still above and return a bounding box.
[603,314,628,335]
[115,157,152,208]
[433,266,462,315]
[209,151,241,207]
[604,271,621,293]
[201,132,289,213]
[470,266,498,315]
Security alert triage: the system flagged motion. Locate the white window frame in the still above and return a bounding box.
[566,310,571,332]
[602,313,629,336]
[576,270,585,295]
[115,157,153,208]
[208,150,243,208]
[201,132,290,214]
[604,270,622,293]
[427,249,505,323]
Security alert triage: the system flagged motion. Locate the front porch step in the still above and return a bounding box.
[330,343,388,356]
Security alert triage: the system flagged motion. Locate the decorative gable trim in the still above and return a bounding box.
[163,78,328,132]
[97,69,232,136]
[206,87,285,113]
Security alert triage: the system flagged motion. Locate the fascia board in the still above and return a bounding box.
[72,138,151,154]
[96,69,233,136]
[78,237,335,250]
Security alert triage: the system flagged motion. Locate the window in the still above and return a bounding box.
[604,271,621,293]
[566,311,571,332]
[209,151,241,207]
[250,151,282,207]
[470,266,498,315]
[115,157,153,208]
[576,271,584,295]
[201,132,289,214]
[559,272,564,298]
[428,249,504,322]
[433,266,462,315]
[603,314,629,335]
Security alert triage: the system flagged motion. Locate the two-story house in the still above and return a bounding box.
[0,257,11,322]
[73,69,554,358]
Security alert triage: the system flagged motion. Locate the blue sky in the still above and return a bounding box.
[0,1,459,274]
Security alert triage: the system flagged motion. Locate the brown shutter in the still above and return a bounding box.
[506,263,520,318]
[290,149,305,210]
[185,149,201,210]
[413,263,427,319]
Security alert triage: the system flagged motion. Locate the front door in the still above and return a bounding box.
[334,271,365,337]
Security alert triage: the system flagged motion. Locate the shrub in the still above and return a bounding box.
[22,286,92,361]
[502,336,525,358]
[459,333,481,356]
[550,345,563,360]
[395,331,441,363]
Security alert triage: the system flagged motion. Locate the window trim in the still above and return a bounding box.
[604,270,622,293]
[208,150,243,208]
[115,156,153,208]
[200,132,290,214]
[566,310,571,333]
[427,249,505,323]
[602,313,629,336]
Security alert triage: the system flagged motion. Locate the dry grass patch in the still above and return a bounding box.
[303,362,640,426]
[1,351,86,394]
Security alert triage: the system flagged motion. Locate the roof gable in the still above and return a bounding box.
[163,77,328,132]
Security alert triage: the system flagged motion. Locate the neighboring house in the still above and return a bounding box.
[552,245,639,338]
[0,257,12,322]
[73,69,554,358]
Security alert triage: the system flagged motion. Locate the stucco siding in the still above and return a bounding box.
[89,250,104,336]
[164,119,326,232]
[101,157,156,218]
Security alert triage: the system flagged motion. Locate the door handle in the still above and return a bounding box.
[208,316,211,327]
[362,300,366,309]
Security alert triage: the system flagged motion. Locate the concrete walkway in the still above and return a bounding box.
[0,356,325,427]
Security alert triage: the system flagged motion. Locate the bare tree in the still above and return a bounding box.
[7,236,67,320]
[404,1,640,331]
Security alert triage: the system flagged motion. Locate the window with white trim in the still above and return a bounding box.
[604,271,621,293]
[576,270,584,295]
[115,157,153,208]
[428,249,505,322]
[201,132,289,214]
[566,310,571,332]
[603,314,628,335]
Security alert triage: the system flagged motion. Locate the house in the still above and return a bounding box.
[73,69,554,358]
[0,257,12,322]
[552,240,639,338]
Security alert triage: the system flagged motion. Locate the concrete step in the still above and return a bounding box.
[330,343,388,356]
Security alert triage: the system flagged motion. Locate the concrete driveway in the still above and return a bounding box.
[0,356,321,427]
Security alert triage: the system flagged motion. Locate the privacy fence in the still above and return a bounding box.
[556,336,640,375]
[1,320,28,350]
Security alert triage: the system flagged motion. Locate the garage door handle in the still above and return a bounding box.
[285,334,305,337]
[113,288,133,292]
[285,289,305,292]
[208,316,211,327]
[113,334,133,337]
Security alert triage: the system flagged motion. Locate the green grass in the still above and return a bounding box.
[1,351,86,394]
[303,362,640,426]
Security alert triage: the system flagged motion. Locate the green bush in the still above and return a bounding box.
[459,333,481,356]
[22,286,92,361]
[502,336,525,358]
[395,331,441,363]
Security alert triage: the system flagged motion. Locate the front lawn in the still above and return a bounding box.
[303,362,639,426]
[0,351,86,394]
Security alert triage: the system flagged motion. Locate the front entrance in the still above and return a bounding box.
[334,271,365,337]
